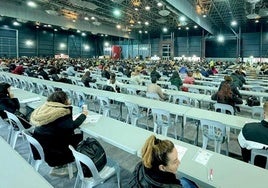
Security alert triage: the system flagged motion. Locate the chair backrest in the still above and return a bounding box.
[5,110,26,131]
[214,103,234,115]
[74,91,86,106]
[250,149,268,169]
[89,82,98,89]
[146,92,160,100]
[27,81,35,92]
[20,79,28,90]
[71,79,78,85]
[46,85,55,96]
[188,88,200,94]
[77,81,85,87]
[126,87,137,95]
[97,96,110,116]
[69,145,101,181]
[125,101,139,118]
[200,119,226,141]
[251,86,266,93]
[151,108,171,126]
[22,129,45,171]
[172,95,190,106]
[38,75,44,80]
[251,106,264,120]
[168,85,178,91]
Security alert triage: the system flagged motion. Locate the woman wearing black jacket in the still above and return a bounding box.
[0,82,20,119]
[30,91,88,176]
[129,135,198,188]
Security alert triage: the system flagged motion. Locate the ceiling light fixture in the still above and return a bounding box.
[27,1,37,8]
[132,0,141,7]
[84,17,89,20]
[145,6,150,11]
[231,20,237,26]
[157,2,163,7]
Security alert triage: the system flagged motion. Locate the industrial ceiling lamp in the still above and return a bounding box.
[132,0,141,7]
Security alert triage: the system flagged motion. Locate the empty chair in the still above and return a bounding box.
[77,81,85,87]
[251,106,264,120]
[71,79,78,85]
[250,149,268,169]
[62,88,74,103]
[12,78,21,88]
[38,75,44,80]
[5,111,30,149]
[214,103,234,115]
[172,95,190,106]
[20,79,28,90]
[89,82,98,89]
[36,83,46,96]
[27,81,36,93]
[97,96,111,117]
[200,119,229,155]
[214,103,234,140]
[46,85,55,96]
[251,86,266,93]
[126,87,137,95]
[124,101,145,127]
[168,85,178,91]
[151,108,177,139]
[23,129,74,178]
[188,88,200,94]
[69,145,121,188]
[145,92,160,100]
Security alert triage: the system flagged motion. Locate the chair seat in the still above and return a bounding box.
[84,165,115,181]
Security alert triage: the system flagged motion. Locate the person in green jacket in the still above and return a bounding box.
[169,71,183,90]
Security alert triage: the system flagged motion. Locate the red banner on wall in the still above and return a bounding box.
[111,45,121,60]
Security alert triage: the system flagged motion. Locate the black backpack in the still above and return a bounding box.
[246,96,260,107]
[76,137,107,177]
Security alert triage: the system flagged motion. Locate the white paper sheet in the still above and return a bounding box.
[86,115,102,123]
[194,149,213,166]
[175,144,188,161]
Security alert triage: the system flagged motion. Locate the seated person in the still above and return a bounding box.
[181,71,195,92]
[169,71,183,90]
[101,66,110,80]
[105,73,123,93]
[0,82,20,119]
[129,135,198,188]
[219,75,242,99]
[211,82,243,111]
[238,102,268,168]
[147,76,167,100]
[66,64,77,76]
[150,67,161,81]
[30,91,88,176]
[131,69,143,85]
[81,71,96,87]
[193,69,203,80]
[12,63,24,75]
[37,67,49,80]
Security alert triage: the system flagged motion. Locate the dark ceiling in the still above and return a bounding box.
[0,0,267,39]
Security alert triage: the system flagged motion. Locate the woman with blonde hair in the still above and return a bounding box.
[129,135,198,188]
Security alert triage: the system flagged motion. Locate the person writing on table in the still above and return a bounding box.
[129,135,198,188]
[238,102,268,168]
[30,91,88,176]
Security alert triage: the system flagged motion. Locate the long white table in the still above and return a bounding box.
[80,115,268,188]
[0,137,53,188]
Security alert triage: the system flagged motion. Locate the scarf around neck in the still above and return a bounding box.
[30,101,71,126]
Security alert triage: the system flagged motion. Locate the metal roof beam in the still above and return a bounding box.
[164,0,216,35]
[0,1,137,39]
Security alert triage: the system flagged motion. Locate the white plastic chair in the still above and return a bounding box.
[172,95,191,106]
[145,92,160,100]
[200,119,229,155]
[188,88,200,94]
[124,101,145,128]
[38,75,44,80]
[251,86,266,93]
[251,106,264,120]
[69,145,121,188]
[77,81,85,87]
[168,85,178,91]
[23,129,74,179]
[126,87,137,95]
[46,85,55,96]
[214,103,234,115]
[214,103,234,140]
[151,108,177,139]
[97,96,111,117]
[250,149,268,169]
[5,111,30,149]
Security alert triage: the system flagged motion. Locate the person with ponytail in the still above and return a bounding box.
[129,135,198,188]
